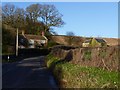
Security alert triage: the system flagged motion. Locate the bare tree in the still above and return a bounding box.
[66,31,75,36]
[26,4,41,23]
[0,5,2,22]
[14,8,26,28]
[2,3,65,35]
[25,4,65,35]
[2,4,16,26]
[25,4,43,34]
[66,31,75,45]
[40,4,65,32]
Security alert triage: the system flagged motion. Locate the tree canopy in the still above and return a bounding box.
[66,31,75,36]
[2,3,65,35]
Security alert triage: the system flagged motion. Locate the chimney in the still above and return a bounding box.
[41,31,44,36]
[22,30,25,36]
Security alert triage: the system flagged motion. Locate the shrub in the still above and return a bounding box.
[46,54,60,68]
[47,40,60,48]
[2,45,15,54]
[99,49,106,58]
[83,50,91,61]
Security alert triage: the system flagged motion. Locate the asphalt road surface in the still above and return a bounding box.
[2,56,58,90]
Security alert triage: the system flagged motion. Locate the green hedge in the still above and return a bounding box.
[46,54,119,88]
[46,40,60,48]
[46,54,60,68]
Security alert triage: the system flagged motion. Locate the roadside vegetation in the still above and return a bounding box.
[2,53,16,63]
[47,40,60,48]
[46,54,119,88]
[83,50,91,61]
[2,59,15,63]
[2,54,20,63]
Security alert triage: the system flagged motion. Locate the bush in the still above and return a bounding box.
[99,49,107,59]
[2,45,15,54]
[2,26,16,54]
[47,40,60,48]
[83,50,91,61]
[46,54,60,68]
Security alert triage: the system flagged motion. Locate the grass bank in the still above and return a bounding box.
[46,54,119,88]
[2,59,16,63]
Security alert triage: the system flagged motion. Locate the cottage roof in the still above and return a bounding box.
[95,38,106,43]
[84,38,106,43]
[84,40,91,43]
[24,34,46,40]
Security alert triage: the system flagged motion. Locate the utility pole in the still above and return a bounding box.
[16,28,18,56]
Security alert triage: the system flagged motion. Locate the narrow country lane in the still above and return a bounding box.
[2,56,58,89]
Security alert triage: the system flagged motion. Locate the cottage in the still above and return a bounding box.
[25,34,47,48]
[18,31,48,48]
[18,34,28,48]
[82,40,91,47]
[82,38,107,47]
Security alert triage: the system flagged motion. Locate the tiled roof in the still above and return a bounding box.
[24,34,46,40]
[84,40,91,43]
[84,38,106,43]
[95,38,106,43]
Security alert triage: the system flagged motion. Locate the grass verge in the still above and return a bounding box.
[46,54,119,88]
[2,59,16,63]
